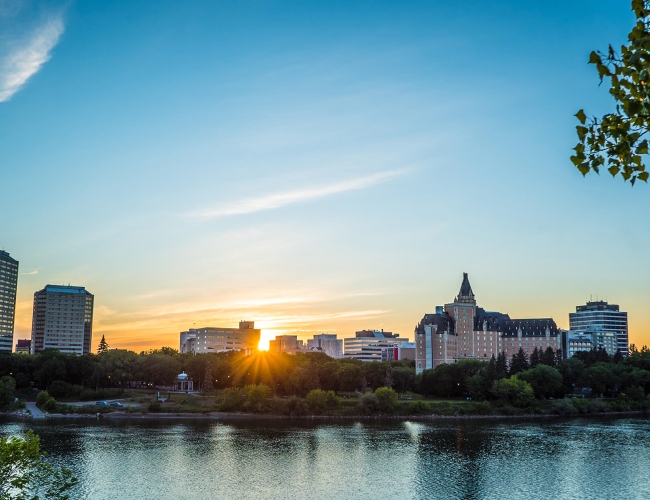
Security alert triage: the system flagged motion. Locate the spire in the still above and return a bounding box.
[455,272,476,304]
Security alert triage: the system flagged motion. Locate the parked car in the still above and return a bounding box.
[95,401,109,407]
[109,401,123,407]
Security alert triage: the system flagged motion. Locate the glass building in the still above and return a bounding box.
[569,301,628,356]
[31,285,94,355]
[0,251,19,352]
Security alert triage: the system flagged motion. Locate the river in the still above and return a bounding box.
[1,416,649,499]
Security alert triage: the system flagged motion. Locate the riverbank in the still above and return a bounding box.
[4,408,648,422]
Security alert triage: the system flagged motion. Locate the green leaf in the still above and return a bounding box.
[577,163,591,176]
[576,125,588,141]
[589,51,601,64]
[608,165,620,177]
[575,109,587,124]
[638,171,649,182]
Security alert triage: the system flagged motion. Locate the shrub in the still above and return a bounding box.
[375,387,399,413]
[625,386,645,402]
[358,392,379,414]
[218,388,243,412]
[286,396,309,416]
[147,401,161,412]
[36,391,51,409]
[609,395,633,412]
[550,399,577,415]
[47,381,82,399]
[408,400,431,415]
[242,385,272,413]
[306,389,339,414]
[459,401,492,415]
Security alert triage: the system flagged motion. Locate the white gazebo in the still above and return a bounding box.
[173,371,194,392]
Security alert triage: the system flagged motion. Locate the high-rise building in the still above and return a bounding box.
[31,285,94,355]
[0,251,19,353]
[569,301,628,356]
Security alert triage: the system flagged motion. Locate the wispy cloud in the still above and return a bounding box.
[192,169,407,218]
[19,269,38,275]
[0,14,64,102]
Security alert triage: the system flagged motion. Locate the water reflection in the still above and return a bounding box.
[0,417,648,500]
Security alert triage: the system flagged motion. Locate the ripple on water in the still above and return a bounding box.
[0,416,649,500]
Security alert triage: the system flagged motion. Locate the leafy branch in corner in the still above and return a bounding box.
[573,0,650,185]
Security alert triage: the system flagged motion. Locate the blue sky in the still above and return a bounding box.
[1,0,648,350]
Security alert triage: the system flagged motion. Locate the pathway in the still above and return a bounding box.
[25,402,45,419]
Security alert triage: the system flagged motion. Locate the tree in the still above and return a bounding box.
[336,363,362,397]
[97,335,109,354]
[518,365,563,399]
[374,387,399,413]
[0,430,77,499]
[466,373,488,401]
[573,0,650,185]
[495,352,508,380]
[530,348,541,368]
[491,377,536,408]
[579,362,618,396]
[0,376,16,406]
[558,358,586,389]
[541,347,557,368]
[509,348,529,375]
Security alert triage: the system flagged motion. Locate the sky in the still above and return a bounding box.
[1,0,648,352]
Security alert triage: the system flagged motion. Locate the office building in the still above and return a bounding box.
[561,325,618,358]
[415,273,560,374]
[569,301,628,356]
[0,251,19,352]
[180,330,197,353]
[31,285,94,355]
[306,334,343,358]
[269,335,304,354]
[344,330,410,362]
[186,321,260,354]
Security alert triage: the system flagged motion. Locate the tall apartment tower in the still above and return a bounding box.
[569,301,628,356]
[0,251,19,352]
[31,285,94,355]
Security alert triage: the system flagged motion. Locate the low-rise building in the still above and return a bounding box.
[567,334,593,358]
[306,334,343,358]
[180,330,197,354]
[269,335,305,354]
[183,321,260,354]
[344,330,410,362]
[562,325,618,358]
[15,339,31,354]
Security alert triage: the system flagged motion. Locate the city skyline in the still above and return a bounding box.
[2,1,649,352]
[4,264,645,352]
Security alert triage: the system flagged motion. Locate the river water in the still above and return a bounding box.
[1,416,649,500]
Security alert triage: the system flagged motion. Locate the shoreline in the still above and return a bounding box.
[3,409,647,422]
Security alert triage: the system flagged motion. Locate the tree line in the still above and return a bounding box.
[0,347,417,400]
[2,344,649,411]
